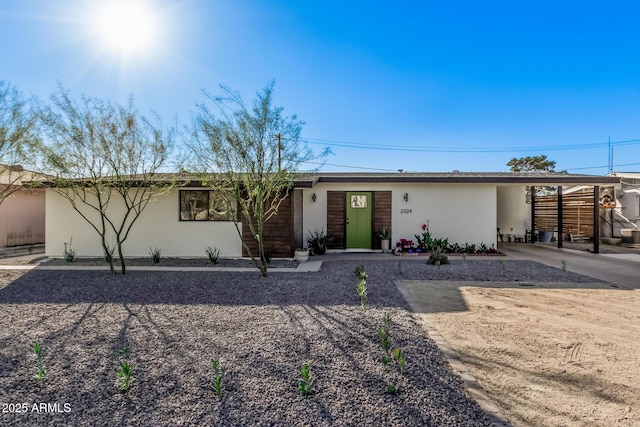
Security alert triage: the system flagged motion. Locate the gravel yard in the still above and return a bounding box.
[0,258,599,426]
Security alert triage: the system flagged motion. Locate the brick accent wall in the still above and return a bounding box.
[373,191,392,249]
[240,194,293,257]
[327,191,346,249]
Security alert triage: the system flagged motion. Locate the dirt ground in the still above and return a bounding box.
[402,280,640,427]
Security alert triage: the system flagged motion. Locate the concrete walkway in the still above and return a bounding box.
[499,242,640,289]
[0,257,324,273]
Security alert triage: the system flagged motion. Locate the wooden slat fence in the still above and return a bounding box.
[535,189,594,238]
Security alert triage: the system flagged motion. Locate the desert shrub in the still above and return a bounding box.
[205,246,221,264]
[427,246,449,266]
[306,229,335,255]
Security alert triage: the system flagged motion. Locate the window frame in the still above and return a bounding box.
[179,189,235,222]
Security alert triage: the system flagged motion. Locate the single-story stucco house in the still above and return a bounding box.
[42,172,620,259]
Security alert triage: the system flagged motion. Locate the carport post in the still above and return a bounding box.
[530,186,536,243]
[593,186,600,254]
[557,185,563,248]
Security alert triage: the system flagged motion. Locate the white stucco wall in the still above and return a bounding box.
[302,182,497,247]
[46,188,243,258]
[496,186,530,239]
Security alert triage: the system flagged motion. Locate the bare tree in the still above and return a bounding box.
[0,81,38,205]
[189,81,328,276]
[36,86,174,274]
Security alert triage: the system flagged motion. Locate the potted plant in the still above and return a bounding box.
[294,248,310,262]
[377,226,392,253]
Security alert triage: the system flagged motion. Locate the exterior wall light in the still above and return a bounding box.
[403,193,409,202]
[312,193,317,203]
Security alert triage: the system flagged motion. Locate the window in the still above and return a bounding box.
[180,190,235,221]
[350,195,368,208]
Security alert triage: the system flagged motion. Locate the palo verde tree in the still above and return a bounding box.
[0,81,38,206]
[36,86,174,274]
[189,81,328,276]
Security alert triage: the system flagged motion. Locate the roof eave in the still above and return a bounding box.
[309,175,620,186]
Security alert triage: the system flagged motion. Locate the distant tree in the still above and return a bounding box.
[507,155,556,172]
[188,81,328,276]
[36,86,174,274]
[0,81,38,205]
[507,154,557,201]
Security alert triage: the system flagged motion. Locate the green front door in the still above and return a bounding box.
[346,192,372,249]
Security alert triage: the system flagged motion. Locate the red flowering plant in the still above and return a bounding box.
[415,222,435,252]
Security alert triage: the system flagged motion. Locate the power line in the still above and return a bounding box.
[564,162,640,172]
[301,137,640,154]
[301,161,397,172]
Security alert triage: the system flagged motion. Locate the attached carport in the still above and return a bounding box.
[518,174,620,254]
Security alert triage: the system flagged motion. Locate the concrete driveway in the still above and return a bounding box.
[499,242,640,289]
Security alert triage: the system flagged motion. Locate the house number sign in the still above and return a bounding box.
[400,208,412,214]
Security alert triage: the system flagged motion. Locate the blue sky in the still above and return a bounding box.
[2,0,639,174]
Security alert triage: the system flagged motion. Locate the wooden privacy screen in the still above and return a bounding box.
[535,189,595,237]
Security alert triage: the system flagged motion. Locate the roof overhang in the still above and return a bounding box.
[31,172,620,188]
[292,173,620,187]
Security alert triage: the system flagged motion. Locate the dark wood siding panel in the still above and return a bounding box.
[373,191,392,249]
[241,194,293,257]
[327,191,346,249]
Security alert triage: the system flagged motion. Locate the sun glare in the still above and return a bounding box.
[96,1,157,54]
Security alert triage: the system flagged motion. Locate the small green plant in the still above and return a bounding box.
[28,244,34,255]
[354,265,368,311]
[378,313,392,373]
[205,246,221,265]
[561,259,567,272]
[117,347,132,392]
[149,247,161,264]
[499,259,506,276]
[63,238,76,262]
[377,314,406,394]
[528,261,534,280]
[211,358,223,396]
[297,362,314,396]
[427,246,449,266]
[33,341,47,381]
[118,361,131,391]
[387,348,406,394]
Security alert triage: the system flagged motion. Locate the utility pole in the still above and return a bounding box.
[608,136,613,174]
[276,133,283,172]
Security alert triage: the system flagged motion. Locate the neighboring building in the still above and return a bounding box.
[41,172,619,258]
[0,165,46,248]
[605,172,640,240]
[566,172,640,241]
